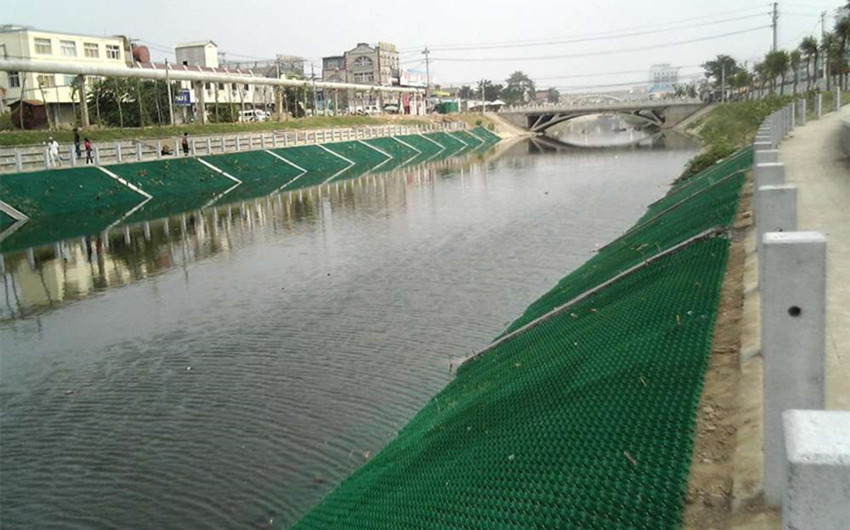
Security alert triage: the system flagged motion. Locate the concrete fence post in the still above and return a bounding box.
[260,134,265,149]
[815,94,823,119]
[761,231,827,506]
[798,99,806,126]
[272,133,277,148]
[15,150,22,172]
[754,141,773,152]
[283,133,288,147]
[781,410,850,530]
[156,141,162,159]
[69,147,76,167]
[236,137,241,151]
[790,103,796,130]
[755,149,779,165]
[207,138,212,154]
[94,146,101,165]
[248,136,254,150]
[116,143,122,163]
[836,87,842,111]
[756,185,797,255]
[174,138,179,155]
[44,147,50,169]
[754,162,786,194]
[190,139,196,156]
[136,142,143,161]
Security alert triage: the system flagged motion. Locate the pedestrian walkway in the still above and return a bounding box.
[778,107,850,409]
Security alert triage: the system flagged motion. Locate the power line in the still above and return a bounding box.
[429,26,771,63]
[441,65,704,86]
[398,5,772,51]
[428,13,768,52]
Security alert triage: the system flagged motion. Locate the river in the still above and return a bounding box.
[0,133,698,529]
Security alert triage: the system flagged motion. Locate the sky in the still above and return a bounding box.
[3,0,843,91]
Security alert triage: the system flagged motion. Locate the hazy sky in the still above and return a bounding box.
[4,0,840,91]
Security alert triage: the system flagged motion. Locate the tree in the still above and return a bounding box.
[732,71,752,99]
[458,85,474,99]
[800,36,819,90]
[502,71,535,105]
[476,80,502,102]
[546,87,560,104]
[702,55,741,88]
[836,16,850,89]
[764,50,789,94]
[789,50,802,94]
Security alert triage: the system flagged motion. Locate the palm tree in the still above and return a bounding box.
[764,50,790,95]
[790,50,802,94]
[821,33,838,91]
[753,61,768,97]
[835,18,850,89]
[800,37,819,90]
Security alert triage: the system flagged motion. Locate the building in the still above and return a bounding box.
[343,42,399,86]
[175,40,219,68]
[0,24,130,126]
[649,64,679,95]
[322,56,345,83]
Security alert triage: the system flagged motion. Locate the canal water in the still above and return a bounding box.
[0,134,698,529]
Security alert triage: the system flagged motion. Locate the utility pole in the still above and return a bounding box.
[771,2,778,52]
[422,47,431,102]
[821,11,829,91]
[721,62,726,103]
[165,58,174,125]
[311,62,318,116]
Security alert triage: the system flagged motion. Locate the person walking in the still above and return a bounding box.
[181,132,190,156]
[84,138,94,164]
[47,137,61,168]
[73,128,81,160]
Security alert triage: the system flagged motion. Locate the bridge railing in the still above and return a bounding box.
[499,97,703,113]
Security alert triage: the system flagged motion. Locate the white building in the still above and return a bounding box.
[0,24,130,125]
[649,63,679,95]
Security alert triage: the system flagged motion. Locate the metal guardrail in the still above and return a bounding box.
[0,122,468,174]
[499,98,703,114]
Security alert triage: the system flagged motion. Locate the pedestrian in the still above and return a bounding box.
[47,137,61,168]
[73,128,81,159]
[84,138,94,164]
[181,132,190,156]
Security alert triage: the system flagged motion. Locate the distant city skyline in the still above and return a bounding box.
[3,0,840,90]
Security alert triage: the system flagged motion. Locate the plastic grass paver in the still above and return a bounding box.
[294,237,731,530]
[505,172,744,333]
[425,132,467,155]
[269,145,351,190]
[0,167,143,218]
[0,209,125,254]
[0,209,16,230]
[200,151,302,184]
[364,137,418,163]
[109,158,235,198]
[323,141,390,171]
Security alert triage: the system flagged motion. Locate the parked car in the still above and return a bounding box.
[238,109,269,122]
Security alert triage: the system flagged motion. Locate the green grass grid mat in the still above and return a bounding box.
[470,127,502,143]
[294,236,730,530]
[425,132,467,154]
[0,209,16,230]
[200,151,302,184]
[365,137,419,162]
[505,171,744,333]
[323,141,390,171]
[109,158,234,198]
[0,167,142,218]
[395,135,444,157]
[0,208,124,254]
[451,130,484,147]
[638,147,753,224]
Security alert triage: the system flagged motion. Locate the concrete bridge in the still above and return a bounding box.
[499,99,706,133]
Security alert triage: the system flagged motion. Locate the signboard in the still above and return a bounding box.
[175,89,192,106]
[399,69,428,88]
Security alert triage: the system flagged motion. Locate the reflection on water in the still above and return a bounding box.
[546,113,662,147]
[0,136,698,528]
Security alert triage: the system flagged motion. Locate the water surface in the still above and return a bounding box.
[1,135,698,528]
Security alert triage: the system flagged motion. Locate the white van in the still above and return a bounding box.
[238,109,269,122]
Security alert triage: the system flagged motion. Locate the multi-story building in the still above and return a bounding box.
[343,42,399,86]
[322,56,345,83]
[649,64,679,95]
[0,24,130,126]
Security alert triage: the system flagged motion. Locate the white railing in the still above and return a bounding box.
[0,121,470,174]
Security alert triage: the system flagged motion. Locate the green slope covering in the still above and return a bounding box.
[269,145,350,189]
[0,209,15,230]
[0,209,125,253]
[425,132,467,155]
[200,151,303,204]
[505,171,744,334]
[0,167,142,218]
[294,146,749,530]
[108,158,234,198]
[395,134,446,165]
[363,138,418,173]
[294,237,730,530]
[324,141,390,171]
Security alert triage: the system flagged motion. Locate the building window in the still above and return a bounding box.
[105,44,121,60]
[60,40,77,57]
[205,83,211,90]
[244,84,249,91]
[353,56,373,68]
[84,42,99,58]
[217,83,224,90]
[354,72,374,83]
[34,38,52,55]
[8,71,20,88]
[37,74,55,87]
